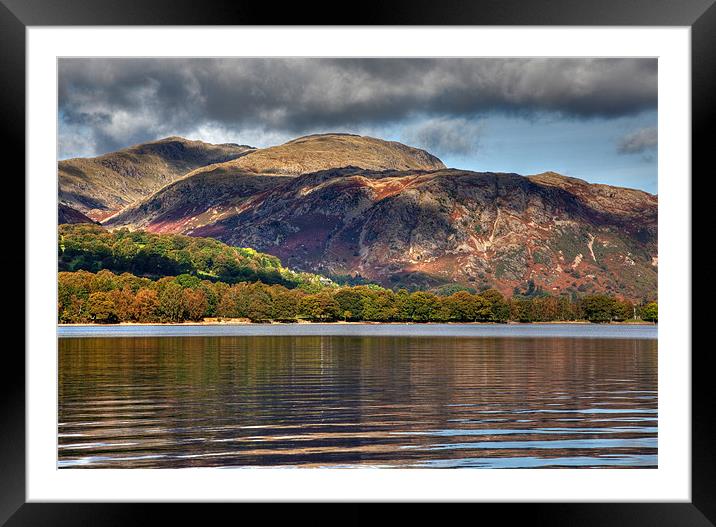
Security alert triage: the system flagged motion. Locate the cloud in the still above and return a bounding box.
[405,117,484,157]
[58,58,657,158]
[617,127,658,155]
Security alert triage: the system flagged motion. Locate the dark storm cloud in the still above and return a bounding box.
[58,58,657,158]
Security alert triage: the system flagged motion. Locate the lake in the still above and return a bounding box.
[58,324,657,468]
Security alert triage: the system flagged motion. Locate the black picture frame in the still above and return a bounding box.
[4,0,710,524]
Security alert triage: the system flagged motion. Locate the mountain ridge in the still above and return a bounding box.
[62,133,657,300]
[183,166,656,299]
[59,136,256,220]
[181,133,446,178]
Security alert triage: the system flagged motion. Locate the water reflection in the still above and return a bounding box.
[59,336,657,468]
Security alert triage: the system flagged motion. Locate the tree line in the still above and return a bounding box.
[58,269,657,324]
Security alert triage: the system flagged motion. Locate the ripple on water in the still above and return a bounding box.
[58,335,657,468]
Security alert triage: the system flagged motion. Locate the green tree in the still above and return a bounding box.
[582,294,616,323]
[361,289,397,321]
[612,299,635,321]
[481,289,510,322]
[442,291,490,321]
[90,269,117,292]
[641,302,658,323]
[158,282,186,322]
[299,293,340,321]
[334,288,366,321]
[511,298,535,323]
[404,292,438,322]
[175,273,201,289]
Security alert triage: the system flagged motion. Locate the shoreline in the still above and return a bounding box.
[58,320,655,327]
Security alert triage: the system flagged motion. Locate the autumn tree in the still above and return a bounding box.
[216,284,248,318]
[131,288,160,322]
[109,287,135,322]
[272,288,301,321]
[57,267,651,326]
[246,285,273,322]
[87,291,118,323]
[183,288,208,321]
[198,280,220,317]
[58,270,92,323]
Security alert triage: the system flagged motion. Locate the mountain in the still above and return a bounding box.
[185,167,657,299]
[106,133,445,232]
[73,133,656,300]
[58,137,255,221]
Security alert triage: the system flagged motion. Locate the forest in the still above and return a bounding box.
[58,224,657,324]
[59,223,332,290]
[58,269,658,324]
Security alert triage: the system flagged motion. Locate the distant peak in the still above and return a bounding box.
[127,137,254,152]
[285,132,363,144]
[529,171,589,185]
[220,142,257,149]
[528,171,654,196]
[154,136,193,143]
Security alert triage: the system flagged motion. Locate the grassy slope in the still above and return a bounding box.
[59,137,255,220]
[182,133,446,178]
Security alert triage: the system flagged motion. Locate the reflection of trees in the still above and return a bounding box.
[58,337,657,468]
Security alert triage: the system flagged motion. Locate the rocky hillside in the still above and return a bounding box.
[183,167,657,299]
[58,203,97,225]
[68,133,656,300]
[527,172,658,220]
[105,169,292,233]
[58,137,255,221]
[106,133,446,232]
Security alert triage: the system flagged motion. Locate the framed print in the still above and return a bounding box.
[4,0,712,524]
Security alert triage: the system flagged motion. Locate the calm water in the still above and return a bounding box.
[58,327,657,469]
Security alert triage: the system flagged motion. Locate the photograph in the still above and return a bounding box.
[2,0,709,517]
[56,57,659,470]
[0,0,709,515]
